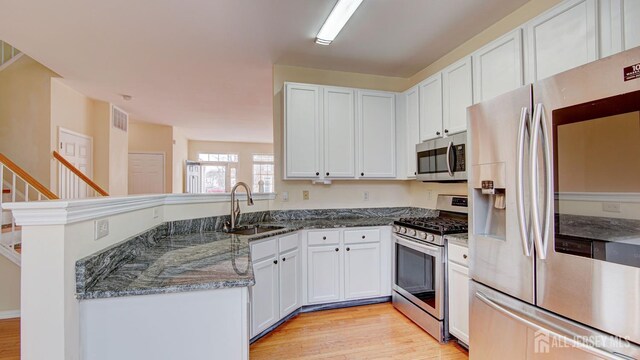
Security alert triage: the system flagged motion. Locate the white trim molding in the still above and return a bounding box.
[555,192,640,203]
[3,193,277,226]
[0,310,20,319]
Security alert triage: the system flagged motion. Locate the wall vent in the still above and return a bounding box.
[111,105,128,132]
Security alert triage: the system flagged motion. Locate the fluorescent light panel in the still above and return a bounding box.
[316,0,363,45]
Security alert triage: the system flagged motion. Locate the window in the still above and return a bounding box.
[252,154,274,193]
[197,153,238,193]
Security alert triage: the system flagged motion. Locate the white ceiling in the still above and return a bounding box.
[0,0,528,143]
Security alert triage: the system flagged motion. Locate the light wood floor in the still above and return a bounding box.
[250,303,468,360]
[0,318,19,360]
[0,303,468,360]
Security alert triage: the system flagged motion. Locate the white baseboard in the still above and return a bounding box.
[0,310,20,319]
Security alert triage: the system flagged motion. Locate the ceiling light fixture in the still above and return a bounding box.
[315,0,363,45]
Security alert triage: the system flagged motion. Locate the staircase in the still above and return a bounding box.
[0,40,22,71]
[1,152,109,266]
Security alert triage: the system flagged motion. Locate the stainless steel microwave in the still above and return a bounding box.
[416,132,466,182]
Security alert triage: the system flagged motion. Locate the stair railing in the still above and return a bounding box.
[52,150,109,199]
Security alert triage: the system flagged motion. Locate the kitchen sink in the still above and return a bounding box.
[226,225,285,235]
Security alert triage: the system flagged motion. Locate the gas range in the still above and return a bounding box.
[392,195,468,247]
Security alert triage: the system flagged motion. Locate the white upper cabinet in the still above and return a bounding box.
[357,91,396,178]
[419,73,443,142]
[285,83,321,178]
[405,86,420,178]
[323,87,355,178]
[622,0,640,50]
[526,0,598,82]
[600,0,640,57]
[442,57,473,136]
[473,29,524,103]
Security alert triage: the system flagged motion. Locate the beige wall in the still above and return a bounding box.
[0,55,58,187]
[172,127,189,193]
[407,0,563,87]
[109,116,128,196]
[272,65,413,210]
[92,101,111,192]
[128,121,174,193]
[188,140,274,191]
[0,255,20,313]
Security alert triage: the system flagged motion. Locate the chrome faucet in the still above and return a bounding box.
[227,182,254,230]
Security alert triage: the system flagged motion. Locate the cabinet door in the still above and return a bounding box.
[357,91,396,178]
[526,0,598,82]
[448,261,470,345]
[405,86,420,178]
[324,87,355,178]
[623,0,640,50]
[442,56,473,136]
[419,73,443,142]
[251,256,279,337]
[473,29,524,103]
[307,245,342,304]
[278,248,300,318]
[285,83,321,178]
[344,242,381,300]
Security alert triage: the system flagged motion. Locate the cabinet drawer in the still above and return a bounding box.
[307,230,340,246]
[279,232,299,253]
[448,242,469,267]
[344,228,380,244]
[251,238,277,262]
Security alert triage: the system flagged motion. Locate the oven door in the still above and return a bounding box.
[393,234,444,320]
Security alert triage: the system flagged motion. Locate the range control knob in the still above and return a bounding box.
[427,234,435,242]
[408,229,417,237]
[400,227,407,234]
[392,225,400,233]
[418,232,427,240]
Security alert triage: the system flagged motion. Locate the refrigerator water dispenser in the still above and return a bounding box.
[472,163,506,240]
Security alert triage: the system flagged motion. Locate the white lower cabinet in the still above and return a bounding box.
[250,233,300,338]
[307,244,342,304]
[447,242,470,346]
[344,242,381,300]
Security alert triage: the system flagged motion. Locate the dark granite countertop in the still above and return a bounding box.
[446,233,468,247]
[77,207,436,300]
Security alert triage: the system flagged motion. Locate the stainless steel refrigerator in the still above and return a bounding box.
[468,47,640,359]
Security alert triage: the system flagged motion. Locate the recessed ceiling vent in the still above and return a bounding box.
[111,105,128,132]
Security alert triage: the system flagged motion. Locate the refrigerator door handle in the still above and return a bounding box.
[516,107,532,257]
[540,106,553,260]
[475,291,630,360]
[445,141,454,177]
[530,103,551,260]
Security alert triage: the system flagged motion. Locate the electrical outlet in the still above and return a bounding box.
[282,192,289,202]
[602,202,621,213]
[363,191,369,201]
[153,208,160,219]
[95,219,109,240]
[303,190,310,200]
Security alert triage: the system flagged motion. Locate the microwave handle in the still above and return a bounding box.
[446,141,454,177]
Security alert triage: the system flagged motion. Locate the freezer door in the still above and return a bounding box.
[467,84,535,304]
[533,47,640,345]
[471,281,640,360]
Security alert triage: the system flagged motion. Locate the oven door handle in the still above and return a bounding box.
[393,234,442,259]
[446,141,454,177]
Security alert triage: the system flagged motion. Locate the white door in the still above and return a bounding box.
[251,256,279,337]
[405,86,420,178]
[58,128,93,199]
[128,153,165,194]
[526,0,598,82]
[278,248,300,318]
[307,245,342,304]
[357,90,396,178]
[442,56,473,136]
[448,261,470,345]
[285,83,322,178]
[473,29,524,103]
[419,73,443,141]
[344,242,381,300]
[324,87,355,178]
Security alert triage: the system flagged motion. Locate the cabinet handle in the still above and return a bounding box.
[323,236,326,240]
[444,129,449,134]
[360,172,364,176]
[463,254,468,259]
[436,131,441,136]
[315,172,319,176]
[361,235,365,239]
[335,248,339,252]
[273,260,278,264]
[326,172,330,176]
[346,247,350,251]
[414,172,417,175]
[282,257,286,262]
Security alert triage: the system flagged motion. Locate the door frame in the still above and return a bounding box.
[127,152,166,194]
